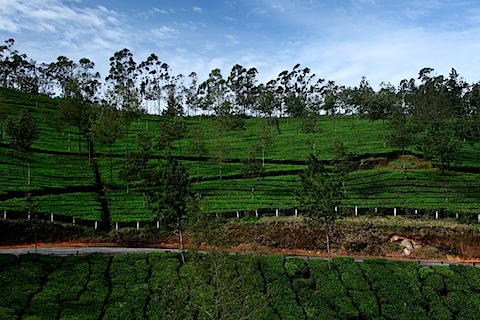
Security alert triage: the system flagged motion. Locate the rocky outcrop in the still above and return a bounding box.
[389,235,422,256]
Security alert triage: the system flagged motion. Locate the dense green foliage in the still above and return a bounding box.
[1,252,479,319]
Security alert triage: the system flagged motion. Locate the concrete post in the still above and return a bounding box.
[435,211,439,220]
[295,208,298,218]
[136,221,140,230]
[116,222,119,230]
[50,213,54,223]
[255,210,258,218]
[236,211,240,218]
[73,217,75,226]
[94,221,98,230]
[276,209,279,217]
[394,208,397,217]
[355,206,358,216]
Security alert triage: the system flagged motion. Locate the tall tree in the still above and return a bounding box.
[256,119,275,167]
[106,48,142,153]
[386,105,414,179]
[55,58,100,155]
[227,64,258,116]
[419,123,459,203]
[298,155,344,268]
[139,53,170,115]
[157,74,186,156]
[322,80,343,134]
[0,91,12,142]
[332,140,354,196]
[6,109,39,186]
[188,124,208,177]
[90,106,122,184]
[146,156,191,254]
[184,72,200,116]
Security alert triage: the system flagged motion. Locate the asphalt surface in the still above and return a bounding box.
[0,246,479,268]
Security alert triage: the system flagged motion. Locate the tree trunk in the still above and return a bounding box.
[178,216,185,264]
[78,133,82,156]
[68,131,71,152]
[326,225,331,270]
[219,162,222,181]
[382,118,386,148]
[402,149,407,180]
[262,144,265,167]
[442,165,448,203]
[109,145,113,185]
[88,138,91,166]
[27,153,31,186]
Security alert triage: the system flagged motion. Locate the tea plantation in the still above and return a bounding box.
[0,252,479,320]
[2,87,480,225]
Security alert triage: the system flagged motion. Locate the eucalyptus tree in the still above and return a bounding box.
[56,58,100,155]
[368,82,397,147]
[322,80,343,135]
[277,64,315,119]
[184,71,201,117]
[462,82,480,145]
[6,109,39,186]
[47,55,76,96]
[255,79,282,134]
[398,78,417,114]
[356,76,375,117]
[227,64,258,116]
[199,68,228,116]
[0,38,34,90]
[386,104,414,179]
[139,53,170,115]
[157,74,186,155]
[338,85,362,129]
[256,118,275,167]
[412,68,463,203]
[106,48,142,153]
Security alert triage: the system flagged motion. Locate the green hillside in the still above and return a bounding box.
[1,87,480,226]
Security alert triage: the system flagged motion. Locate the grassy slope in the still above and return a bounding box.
[1,87,480,223]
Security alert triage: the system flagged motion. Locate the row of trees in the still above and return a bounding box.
[2,38,479,122]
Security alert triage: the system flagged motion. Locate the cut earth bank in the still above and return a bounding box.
[1,215,479,263]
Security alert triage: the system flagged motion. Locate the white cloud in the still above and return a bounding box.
[150,26,177,40]
[225,34,240,46]
[192,6,203,13]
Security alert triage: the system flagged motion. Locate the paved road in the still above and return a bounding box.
[1,246,479,268]
[0,247,181,256]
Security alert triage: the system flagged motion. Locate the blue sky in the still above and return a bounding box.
[1,0,479,88]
